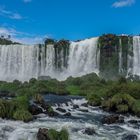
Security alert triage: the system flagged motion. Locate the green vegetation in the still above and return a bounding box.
[0,36,20,45]
[1,72,140,120]
[48,128,69,140]
[98,34,133,79]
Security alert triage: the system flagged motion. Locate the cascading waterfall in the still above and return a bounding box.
[67,37,99,78]
[1,36,140,82]
[0,37,99,81]
[132,36,140,76]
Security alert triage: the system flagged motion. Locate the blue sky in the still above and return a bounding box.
[0,0,140,44]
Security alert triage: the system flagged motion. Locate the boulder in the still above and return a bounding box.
[37,128,50,140]
[56,108,66,113]
[81,103,88,107]
[73,104,79,109]
[79,109,89,112]
[122,134,138,140]
[83,128,96,135]
[64,112,71,117]
[102,115,124,124]
[29,105,43,115]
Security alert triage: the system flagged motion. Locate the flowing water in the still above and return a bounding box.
[0,38,99,82]
[0,95,140,140]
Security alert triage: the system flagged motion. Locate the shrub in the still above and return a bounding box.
[48,128,69,140]
[87,94,101,106]
[13,109,33,122]
[102,94,135,113]
[59,129,69,140]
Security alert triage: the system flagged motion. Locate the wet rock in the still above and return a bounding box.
[122,134,138,140]
[65,102,69,106]
[56,107,66,113]
[41,102,50,111]
[81,103,88,107]
[29,104,43,115]
[47,111,59,117]
[37,128,49,140]
[79,109,89,112]
[73,104,79,109]
[128,120,139,124]
[64,112,71,117]
[102,115,124,124]
[83,128,96,135]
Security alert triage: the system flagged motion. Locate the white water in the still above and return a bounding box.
[0,97,140,140]
[0,38,99,82]
[132,36,140,76]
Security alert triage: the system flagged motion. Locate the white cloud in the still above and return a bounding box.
[0,26,47,44]
[112,0,135,8]
[23,0,32,3]
[0,7,23,19]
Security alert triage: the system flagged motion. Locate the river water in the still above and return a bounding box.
[0,95,140,140]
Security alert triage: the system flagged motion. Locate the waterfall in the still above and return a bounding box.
[119,38,123,73]
[132,36,140,76]
[0,37,99,81]
[66,37,99,78]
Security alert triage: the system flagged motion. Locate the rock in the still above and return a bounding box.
[73,104,79,109]
[65,102,69,106]
[47,111,59,117]
[37,128,49,140]
[83,128,96,135]
[81,103,88,107]
[128,120,139,124]
[79,109,89,112]
[56,108,66,113]
[122,134,138,140]
[64,112,71,117]
[29,105,43,115]
[41,103,51,111]
[102,115,124,124]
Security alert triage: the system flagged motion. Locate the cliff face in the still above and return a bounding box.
[98,34,133,79]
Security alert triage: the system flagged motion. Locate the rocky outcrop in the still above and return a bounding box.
[56,108,66,113]
[37,128,50,140]
[102,115,124,124]
[83,128,96,135]
[29,104,43,115]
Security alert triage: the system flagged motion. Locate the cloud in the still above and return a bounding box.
[0,7,23,20]
[23,0,32,3]
[112,0,135,8]
[0,26,47,44]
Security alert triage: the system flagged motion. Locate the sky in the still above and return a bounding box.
[0,0,140,44]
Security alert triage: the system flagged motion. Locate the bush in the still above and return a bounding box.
[102,94,135,113]
[132,100,140,117]
[59,129,69,140]
[48,128,69,140]
[87,94,101,106]
[13,109,33,122]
